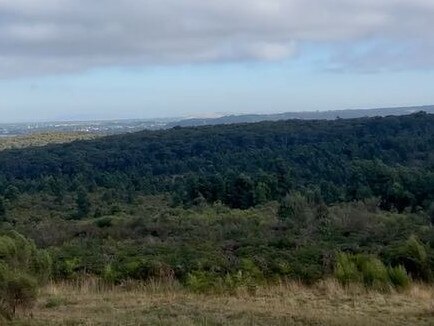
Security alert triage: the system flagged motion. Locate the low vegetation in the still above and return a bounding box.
[2,190,433,323]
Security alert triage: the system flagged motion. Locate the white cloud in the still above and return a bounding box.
[1,0,434,77]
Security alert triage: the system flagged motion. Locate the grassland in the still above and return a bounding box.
[10,279,434,326]
[0,132,98,151]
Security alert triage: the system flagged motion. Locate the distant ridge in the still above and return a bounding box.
[168,105,434,128]
[2,105,434,136]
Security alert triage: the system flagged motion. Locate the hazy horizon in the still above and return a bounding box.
[1,103,433,125]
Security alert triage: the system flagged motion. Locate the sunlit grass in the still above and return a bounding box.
[11,278,434,325]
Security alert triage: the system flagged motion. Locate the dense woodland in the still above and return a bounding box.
[1,112,434,318]
[2,112,434,210]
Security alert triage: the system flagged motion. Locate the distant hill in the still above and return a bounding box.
[168,105,434,128]
[1,111,434,210]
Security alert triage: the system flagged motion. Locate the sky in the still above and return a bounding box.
[1,0,434,122]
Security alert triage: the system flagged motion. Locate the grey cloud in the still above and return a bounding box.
[1,0,434,77]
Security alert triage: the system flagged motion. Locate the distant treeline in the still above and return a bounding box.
[0,112,433,213]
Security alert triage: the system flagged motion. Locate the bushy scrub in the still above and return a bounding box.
[185,259,265,294]
[0,231,51,320]
[356,255,390,290]
[335,253,362,285]
[385,235,432,281]
[289,247,325,284]
[387,265,411,289]
[185,271,219,293]
[0,272,37,317]
[335,252,411,290]
[278,192,310,224]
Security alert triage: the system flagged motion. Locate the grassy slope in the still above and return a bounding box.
[12,280,434,326]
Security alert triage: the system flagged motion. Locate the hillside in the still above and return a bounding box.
[1,113,434,323]
[1,112,434,210]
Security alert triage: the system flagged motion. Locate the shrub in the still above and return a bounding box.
[357,256,389,290]
[239,258,264,282]
[385,235,432,282]
[289,246,325,284]
[335,253,362,285]
[0,231,50,319]
[0,231,51,283]
[94,217,113,228]
[102,264,119,284]
[278,192,309,223]
[51,256,81,280]
[335,252,407,290]
[185,271,217,293]
[185,264,264,295]
[0,272,37,318]
[388,265,411,289]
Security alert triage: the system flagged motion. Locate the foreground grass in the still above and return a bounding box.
[11,279,434,326]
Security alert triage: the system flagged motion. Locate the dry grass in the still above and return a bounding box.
[10,278,434,325]
[0,132,98,151]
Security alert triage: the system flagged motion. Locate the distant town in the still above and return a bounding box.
[0,119,175,137]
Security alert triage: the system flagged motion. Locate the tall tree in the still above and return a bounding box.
[0,196,6,221]
[76,187,91,218]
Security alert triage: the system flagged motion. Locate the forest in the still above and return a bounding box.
[1,112,434,320]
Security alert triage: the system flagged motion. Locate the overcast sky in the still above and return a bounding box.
[1,0,434,122]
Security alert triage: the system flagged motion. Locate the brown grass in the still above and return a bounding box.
[10,278,434,325]
[0,132,99,151]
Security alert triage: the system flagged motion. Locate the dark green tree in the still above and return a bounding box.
[4,186,19,202]
[0,197,6,221]
[227,174,255,209]
[76,187,91,218]
[254,182,270,205]
[428,202,434,225]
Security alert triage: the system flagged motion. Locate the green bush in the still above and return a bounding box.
[185,263,264,295]
[278,192,309,223]
[385,235,432,282]
[0,231,50,319]
[52,256,81,280]
[0,272,37,318]
[356,256,389,290]
[388,265,411,289]
[335,253,362,285]
[335,252,410,290]
[0,231,51,282]
[239,258,264,282]
[102,264,119,284]
[185,271,217,293]
[94,217,113,228]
